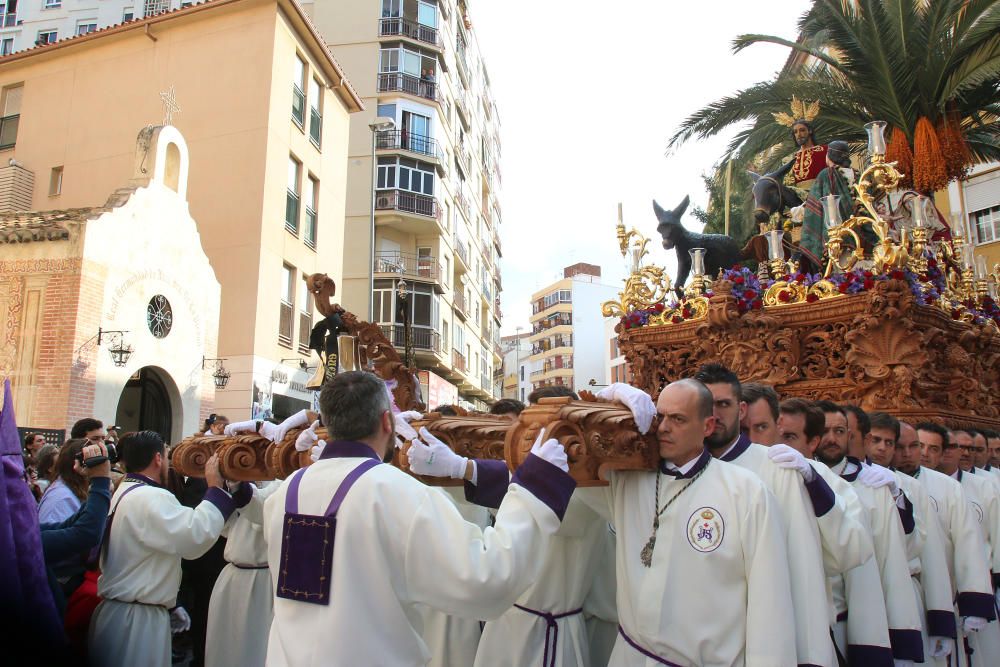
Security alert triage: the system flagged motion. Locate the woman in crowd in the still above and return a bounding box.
[38,439,89,523]
[34,443,59,494]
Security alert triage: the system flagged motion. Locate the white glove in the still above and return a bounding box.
[529,428,569,472]
[169,606,191,634]
[789,205,805,223]
[394,411,422,443]
[767,444,815,482]
[310,440,326,463]
[929,637,953,658]
[273,409,310,443]
[408,427,467,478]
[893,661,914,667]
[858,463,900,496]
[258,421,279,442]
[224,420,257,436]
[595,383,656,434]
[963,616,987,633]
[295,420,320,452]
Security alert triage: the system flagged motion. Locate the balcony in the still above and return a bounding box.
[377,72,438,103]
[379,324,441,353]
[455,41,470,87]
[532,315,573,335]
[482,283,492,303]
[376,129,441,161]
[481,373,491,391]
[379,17,441,49]
[455,90,471,130]
[373,251,441,290]
[454,190,471,221]
[375,189,439,219]
[454,290,469,320]
[452,349,467,373]
[455,143,472,177]
[493,301,502,323]
[455,239,469,272]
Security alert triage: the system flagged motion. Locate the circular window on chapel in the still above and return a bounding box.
[147,295,173,339]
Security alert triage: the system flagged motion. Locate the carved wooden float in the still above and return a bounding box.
[170,397,658,485]
[618,276,1000,430]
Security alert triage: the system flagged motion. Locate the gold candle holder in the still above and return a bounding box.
[764,229,785,279]
[686,248,707,297]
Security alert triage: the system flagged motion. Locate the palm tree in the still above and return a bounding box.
[670,0,1000,193]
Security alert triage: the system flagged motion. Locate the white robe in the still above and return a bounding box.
[88,478,236,667]
[812,464,893,662]
[583,524,618,667]
[579,453,796,666]
[723,441,837,666]
[956,469,1000,662]
[206,480,282,667]
[418,486,491,667]
[262,451,571,667]
[895,472,956,664]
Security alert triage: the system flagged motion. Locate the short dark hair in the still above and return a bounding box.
[434,404,459,416]
[202,414,228,431]
[868,412,900,439]
[741,383,779,420]
[71,418,103,439]
[24,433,41,449]
[915,422,950,446]
[692,363,742,400]
[490,399,525,417]
[35,444,59,481]
[983,429,999,439]
[963,428,984,439]
[120,430,166,472]
[528,386,578,404]
[319,371,391,441]
[840,405,870,435]
[815,400,846,418]
[780,398,825,441]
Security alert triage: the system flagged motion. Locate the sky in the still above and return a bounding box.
[471,0,812,334]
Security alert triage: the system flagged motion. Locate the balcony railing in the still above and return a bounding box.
[285,190,300,235]
[454,190,470,220]
[279,301,294,347]
[455,239,469,267]
[455,91,471,129]
[0,114,18,150]
[377,72,438,103]
[452,349,466,373]
[530,369,545,379]
[291,84,305,127]
[454,291,469,319]
[374,251,438,282]
[375,189,439,218]
[379,324,441,352]
[2,13,16,28]
[309,108,322,147]
[298,311,312,354]
[481,373,491,390]
[376,129,440,159]
[456,143,471,175]
[379,17,440,47]
[456,41,470,83]
[533,316,572,335]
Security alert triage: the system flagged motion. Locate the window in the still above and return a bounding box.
[372,279,439,336]
[42,0,58,7]
[401,110,433,155]
[298,274,312,354]
[304,174,318,248]
[279,264,295,346]
[308,78,322,147]
[286,156,301,235]
[376,156,434,195]
[122,8,134,21]
[1,0,17,29]
[0,84,22,150]
[442,318,449,350]
[48,166,62,196]
[417,247,432,277]
[417,1,437,28]
[442,255,450,287]
[972,206,1000,245]
[0,39,11,56]
[377,104,396,120]
[292,55,306,127]
[381,0,400,18]
[36,30,57,45]
[76,22,97,35]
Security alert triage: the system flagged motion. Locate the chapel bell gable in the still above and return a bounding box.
[131,125,190,201]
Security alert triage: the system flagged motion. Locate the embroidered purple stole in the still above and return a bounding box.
[275,458,380,605]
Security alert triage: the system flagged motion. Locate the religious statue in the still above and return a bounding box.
[773,97,828,197]
[794,140,861,266]
[303,273,346,389]
[653,196,743,293]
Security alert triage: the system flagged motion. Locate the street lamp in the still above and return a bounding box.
[396,277,412,367]
[202,357,231,389]
[368,115,396,321]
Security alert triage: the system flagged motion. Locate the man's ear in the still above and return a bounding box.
[703,415,717,439]
[738,401,748,423]
[382,410,393,433]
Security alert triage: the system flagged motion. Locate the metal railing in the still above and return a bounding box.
[532,316,572,334]
[373,251,438,281]
[309,107,322,146]
[379,324,441,351]
[379,17,440,47]
[298,311,312,354]
[456,143,471,175]
[144,0,169,16]
[376,129,440,159]
[452,349,466,373]
[455,91,471,128]
[481,373,491,390]
[377,72,438,102]
[279,301,294,347]
[0,114,18,150]
[455,239,469,267]
[454,190,470,220]
[374,189,439,218]
[285,190,300,234]
[454,291,469,319]
[456,42,470,81]
[2,13,16,28]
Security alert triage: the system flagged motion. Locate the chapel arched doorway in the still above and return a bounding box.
[114,366,177,442]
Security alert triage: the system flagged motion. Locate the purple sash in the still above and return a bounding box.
[93,479,148,565]
[275,458,380,605]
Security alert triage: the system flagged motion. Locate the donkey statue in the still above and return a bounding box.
[654,196,743,294]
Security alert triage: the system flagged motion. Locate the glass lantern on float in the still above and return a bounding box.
[686,248,707,296]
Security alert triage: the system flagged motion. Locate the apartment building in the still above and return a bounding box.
[499,331,530,402]
[0,0,363,424]
[301,0,504,409]
[526,263,618,396]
